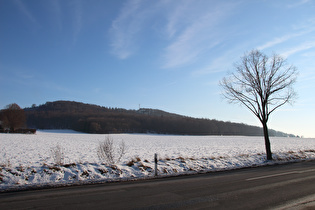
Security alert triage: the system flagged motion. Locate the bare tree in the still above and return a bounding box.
[220,50,298,160]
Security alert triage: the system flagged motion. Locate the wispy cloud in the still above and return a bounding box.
[287,0,311,8]
[71,0,83,44]
[281,41,315,58]
[109,0,237,63]
[164,1,193,39]
[301,51,315,58]
[190,43,253,77]
[257,33,302,50]
[50,0,63,32]
[258,22,315,51]
[13,0,38,25]
[15,72,34,80]
[162,1,237,68]
[109,0,146,59]
[42,81,73,94]
[162,15,221,68]
[192,52,234,76]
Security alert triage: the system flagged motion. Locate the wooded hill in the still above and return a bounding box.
[24,101,294,136]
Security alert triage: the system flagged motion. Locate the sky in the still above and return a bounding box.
[0,0,314,138]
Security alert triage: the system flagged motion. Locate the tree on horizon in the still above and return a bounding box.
[0,103,26,132]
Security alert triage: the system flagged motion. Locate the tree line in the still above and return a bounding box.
[22,100,293,136]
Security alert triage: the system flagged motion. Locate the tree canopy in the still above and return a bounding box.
[0,103,26,131]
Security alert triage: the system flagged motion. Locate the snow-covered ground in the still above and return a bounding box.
[1,130,314,191]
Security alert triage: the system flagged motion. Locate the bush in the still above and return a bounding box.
[97,136,126,165]
[51,145,65,166]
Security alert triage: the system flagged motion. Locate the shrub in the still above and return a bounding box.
[50,145,65,166]
[97,136,126,165]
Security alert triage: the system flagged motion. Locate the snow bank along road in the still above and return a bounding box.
[1,131,315,191]
[0,160,314,209]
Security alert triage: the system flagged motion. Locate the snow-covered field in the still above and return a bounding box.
[1,130,315,191]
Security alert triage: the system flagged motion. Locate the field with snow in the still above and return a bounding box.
[1,130,315,191]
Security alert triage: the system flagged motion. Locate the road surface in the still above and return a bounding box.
[0,160,315,209]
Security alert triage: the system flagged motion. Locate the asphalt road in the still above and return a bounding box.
[1,160,315,210]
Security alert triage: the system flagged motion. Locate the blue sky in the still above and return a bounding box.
[0,0,314,137]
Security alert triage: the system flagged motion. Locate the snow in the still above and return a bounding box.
[1,130,315,191]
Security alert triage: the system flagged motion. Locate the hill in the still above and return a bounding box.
[24,100,294,136]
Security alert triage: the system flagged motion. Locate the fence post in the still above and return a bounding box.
[154,153,158,176]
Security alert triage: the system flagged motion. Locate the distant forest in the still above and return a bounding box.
[24,101,294,136]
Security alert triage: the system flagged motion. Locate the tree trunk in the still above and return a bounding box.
[262,120,272,160]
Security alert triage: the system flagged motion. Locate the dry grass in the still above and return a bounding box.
[63,163,77,168]
[239,154,250,158]
[17,165,25,172]
[126,156,142,167]
[48,165,61,172]
[162,168,168,174]
[31,168,37,174]
[304,149,315,153]
[98,168,108,175]
[81,170,89,177]
[126,160,135,167]
[0,159,11,168]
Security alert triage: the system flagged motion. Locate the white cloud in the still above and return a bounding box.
[257,19,315,59]
[13,0,38,25]
[50,0,63,32]
[164,1,195,39]
[109,0,146,59]
[287,0,311,8]
[281,41,315,58]
[301,51,315,57]
[163,31,207,68]
[192,53,233,76]
[257,24,315,50]
[163,16,219,68]
[109,0,237,63]
[162,2,237,68]
[68,0,83,45]
[257,33,301,50]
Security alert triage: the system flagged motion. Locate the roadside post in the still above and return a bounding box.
[154,153,158,176]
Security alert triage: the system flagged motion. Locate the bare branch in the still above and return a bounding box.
[220,49,298,124]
